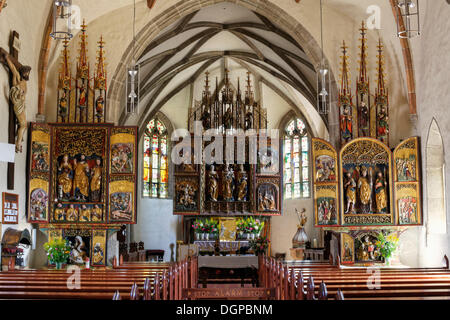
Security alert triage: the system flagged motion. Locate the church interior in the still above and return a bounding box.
[0,0,450,301]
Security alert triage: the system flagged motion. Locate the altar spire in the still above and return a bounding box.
[94,35,107,92]
[356,20,371,138]
[58,37,71,91]
[76,19,89,79]
[375,39,389,145]
[338,40,354,145]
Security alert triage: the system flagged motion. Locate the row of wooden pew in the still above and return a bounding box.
[0,256,173,299]
[259,255,450,300]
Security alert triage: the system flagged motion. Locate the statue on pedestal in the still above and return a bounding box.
[207,165,219,202]
[236,165,248,201]
[222,164,235,201]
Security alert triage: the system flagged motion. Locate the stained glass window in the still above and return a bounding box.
[143,119,169,198]
[283,118,310,198]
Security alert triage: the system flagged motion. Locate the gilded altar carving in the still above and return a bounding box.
[340,138,393,226]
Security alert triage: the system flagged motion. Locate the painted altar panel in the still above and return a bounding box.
[109,176,136,223]
[340,138,394,226]
[92,229,107,266]
[27,123,51,223]
[50,125,109,225]
[110,127,137,175]
[393,137,422,225]
[312,138,339,226]
[255,177,281,215]
[341,233,355,264]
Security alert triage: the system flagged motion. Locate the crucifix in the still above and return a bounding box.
[0,31,31,190]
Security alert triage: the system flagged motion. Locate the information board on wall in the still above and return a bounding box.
[2,192,19,224]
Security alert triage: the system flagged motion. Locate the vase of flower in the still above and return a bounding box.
[55,262,63,270]
[250,233,256,240]
[205,233,210,241]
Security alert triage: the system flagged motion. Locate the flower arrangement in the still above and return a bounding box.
[43,238,71,265]
[192,218,219,234]
[375,232,399,262]
[249,236,270,255]
[237,217,265,234]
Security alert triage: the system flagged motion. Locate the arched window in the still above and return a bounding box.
[143,118,169,198]
[283,117,310,199]
[426,119,446,234]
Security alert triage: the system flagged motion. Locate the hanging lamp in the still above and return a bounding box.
[50,0,73,40]
[317,0,331,115]
[126,0,140,114]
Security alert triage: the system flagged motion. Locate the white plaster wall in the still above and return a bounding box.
[0,0,51,268]
[407,0,450,268]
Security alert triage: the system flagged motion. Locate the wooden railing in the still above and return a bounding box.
[258,255,344,300]
[114,256,198,300]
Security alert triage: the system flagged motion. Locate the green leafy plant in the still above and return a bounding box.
[43,238,71,264]
[249,236,270,255]
[375,232,399,261]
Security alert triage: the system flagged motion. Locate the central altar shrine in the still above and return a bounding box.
[175,71,281,246]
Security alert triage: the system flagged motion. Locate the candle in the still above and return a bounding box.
[313,239,317,248]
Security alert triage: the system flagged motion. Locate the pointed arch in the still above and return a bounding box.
[426,118,446,234]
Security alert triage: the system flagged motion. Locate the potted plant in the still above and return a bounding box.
[375,232,399,265]
[249,235,270,256]
[43,238,71,269]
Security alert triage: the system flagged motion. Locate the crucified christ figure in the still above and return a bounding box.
[0,48,31,153]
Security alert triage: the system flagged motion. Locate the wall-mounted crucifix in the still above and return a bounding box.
[0,31,32,190]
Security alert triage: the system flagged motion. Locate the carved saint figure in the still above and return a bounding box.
[91,204,103,222]
[357,166,372,213]
[80,204,91,222]
[224,107,233,130]
[0,48,31,152]
[59,91,68,121]
[95,95,104,122]
[67,204,79,222]
[340,104,353,143]
[73,154,90,201]
[201,108,211,130]
[375,171,388,213]
[236,165,248,201]
[222,164,235,201]
[245,110,253,130]
[78,84,87,106]
[344,172,356,214]
[90,158,102,202]
[377,105,389,142]
[359,101,370,136]
[54,203,66,221]
[58,154,73,200]
[207,165,219,202]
